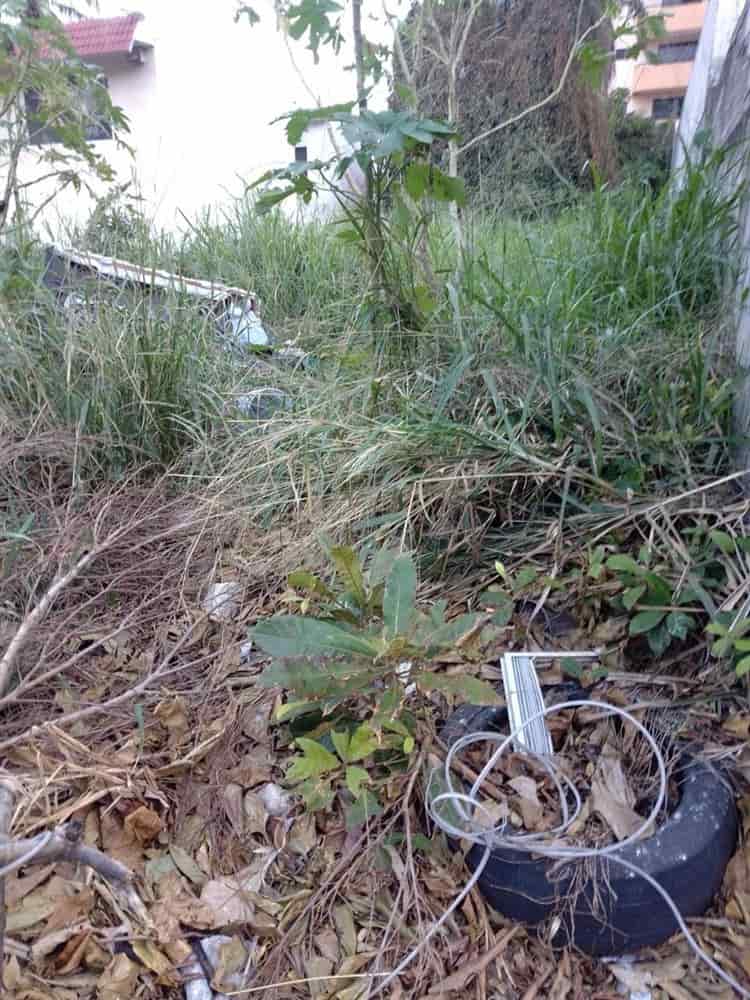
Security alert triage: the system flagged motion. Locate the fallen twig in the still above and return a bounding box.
[0,778,136,944]
[0,544,104,698]
[425,925,519,995]
[0,825,133,885]
[0,617,209,755]
[0,777,10,977]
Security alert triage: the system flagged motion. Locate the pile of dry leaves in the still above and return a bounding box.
[1,654,749,1000]
[458,701,680,847]
[0,450,748,998]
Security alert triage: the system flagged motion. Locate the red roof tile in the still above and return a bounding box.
[50,13,144,59]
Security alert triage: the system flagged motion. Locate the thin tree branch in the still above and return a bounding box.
[455,0,483,70]
[383,0,416,108]
[0,616,210,755]
[457,7,607,158]
[28,176,75,225]
[0,778,138,963]
[0,828,133,885]
[0,781,11,973]
[12,170,74,193]
[0,545,106,698]
[352,0,367,113]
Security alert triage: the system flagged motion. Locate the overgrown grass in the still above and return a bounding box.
[73,199,366,335]
[0,291,231,472]
[181,148,743,610]
[0,145,744,588]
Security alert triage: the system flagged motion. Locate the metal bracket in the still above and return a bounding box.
[500,650,601,756]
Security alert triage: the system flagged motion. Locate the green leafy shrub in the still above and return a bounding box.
[590,522,750,661]
[603,550,698,655]
[250,546,505,820]
[707,614,750,678]
[249,108,464,345]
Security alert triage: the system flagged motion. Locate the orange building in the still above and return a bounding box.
[611,1,707,119]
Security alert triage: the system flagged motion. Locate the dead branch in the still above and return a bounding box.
[0,778,135,896]
[0,830,132,885]
[0,615,210,755]
[0,778,138,970]
[0,545,105,699]
[0,777,10,972]
[457,4,608,158]
[0,780,132,886]
[0,463,228,730]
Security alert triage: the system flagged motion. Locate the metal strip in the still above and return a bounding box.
[500,650,601,757]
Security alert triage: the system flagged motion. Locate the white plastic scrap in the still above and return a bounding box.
[396,660,416,696]
[225,302,270,348]
[233,388,293,420]
[202,582,241,622]
[257,782,292,817]
[180,935,252,1000]
[275,343,309,368]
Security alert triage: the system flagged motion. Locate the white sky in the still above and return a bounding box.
[91,0,385,111]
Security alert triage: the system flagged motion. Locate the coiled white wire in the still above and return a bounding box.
[371,700,750,998]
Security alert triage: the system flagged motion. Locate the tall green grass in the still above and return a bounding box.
[0,144,742,575]
[71,198,366,335]
[0,291,230,472]
[188,147,743,577]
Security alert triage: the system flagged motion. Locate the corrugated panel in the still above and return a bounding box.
[51,245,258,311]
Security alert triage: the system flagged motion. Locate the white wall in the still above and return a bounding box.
[608,3,643,111]
[673,0,750,480]
[673,0,746,169]
[25,0,383,234]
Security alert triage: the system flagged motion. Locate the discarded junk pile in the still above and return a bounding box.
[42,245,306,419]
[431,651,738,964]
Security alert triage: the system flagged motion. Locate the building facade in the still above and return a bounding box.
[611,1,708,119]
[10,0,366,234]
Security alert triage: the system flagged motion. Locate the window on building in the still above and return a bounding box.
[614,48,629,60]
[26,75,112,146]
[658,41,698,62]
[294,146,308,163]
[652,95,685,119]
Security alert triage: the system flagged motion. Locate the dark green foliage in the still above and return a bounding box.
[250,546,497,817]
[393,0,616,211]
[608,89,672,191]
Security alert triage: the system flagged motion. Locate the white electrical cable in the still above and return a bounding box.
[370,700,750,998]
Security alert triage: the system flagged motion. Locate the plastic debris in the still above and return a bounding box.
[275,343,310,369]
[202,582,241,622]
[233,388,293,420]
[223,302,270,348]
[501,650,600,756]
[396,660,416,696]
[180,935,252,1000]
[257,782,292,817]
[42,245,272,352]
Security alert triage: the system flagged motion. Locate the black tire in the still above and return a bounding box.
[439,703,738,956]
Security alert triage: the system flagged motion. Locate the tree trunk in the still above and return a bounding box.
[352,0,367,113]
[447,62,463,252]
